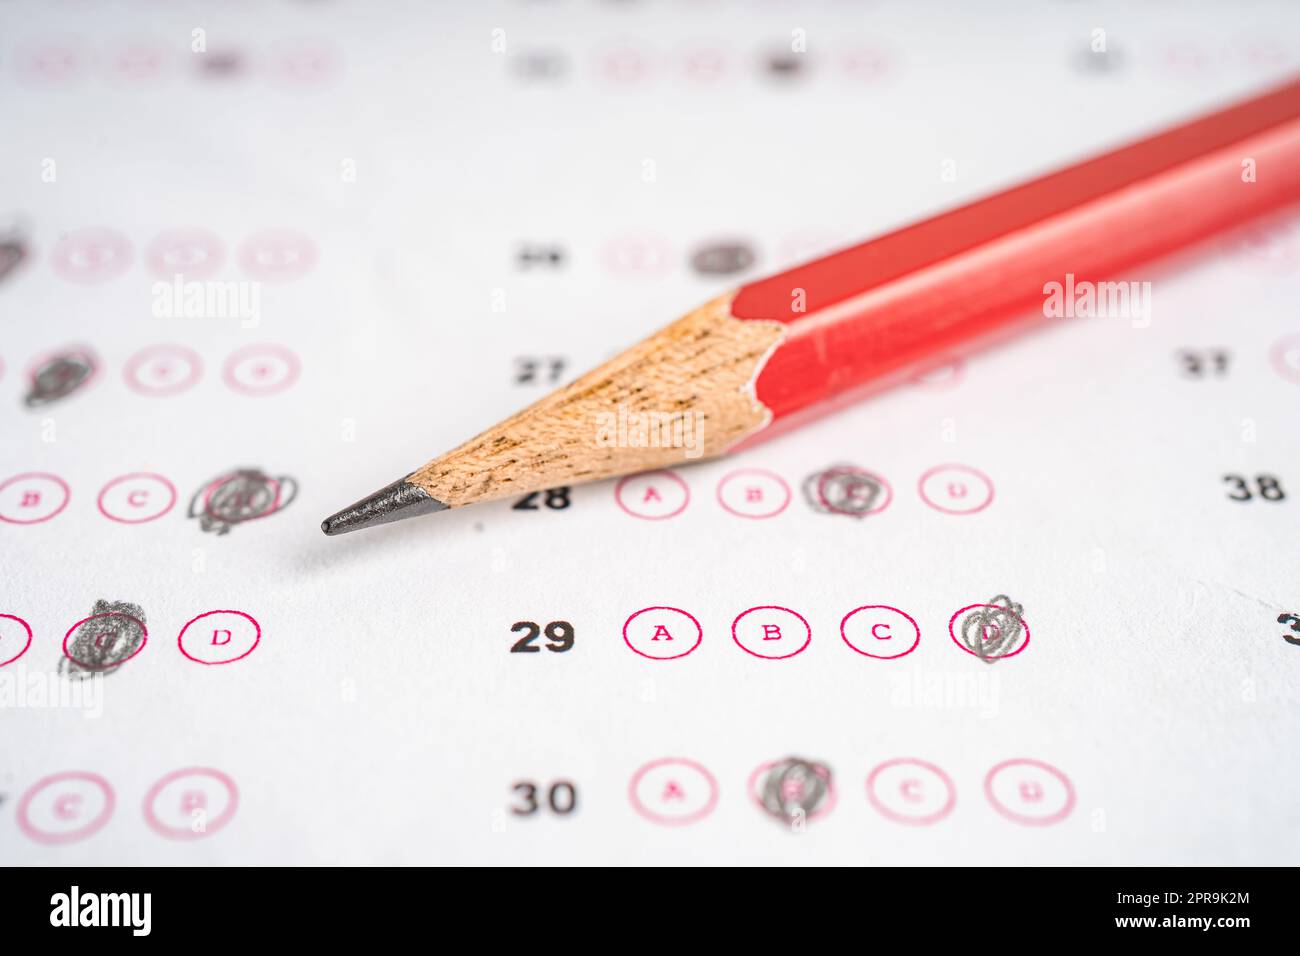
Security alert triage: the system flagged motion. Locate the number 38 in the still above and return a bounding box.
[1223,474,1286,502]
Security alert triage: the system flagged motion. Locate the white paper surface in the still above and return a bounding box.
[2,0,1299,865]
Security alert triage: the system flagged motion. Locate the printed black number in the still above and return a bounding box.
[543,621,574,652]
[1177,349,1230,378]
[511,782,538,815]
[515,243,565,267]
[1257,475,1286,500]
[514,356,567,385]
[512,486,571,510]
[1279,612,1300,647]
[1223,474,1286,502]
[510,780,578,816]
[510,620,574,653]
[547,781,577,814]
[510,621,541,653]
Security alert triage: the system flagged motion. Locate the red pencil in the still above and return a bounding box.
[323,76,1300,535]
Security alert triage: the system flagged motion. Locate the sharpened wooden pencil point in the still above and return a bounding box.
[319,294,785,534]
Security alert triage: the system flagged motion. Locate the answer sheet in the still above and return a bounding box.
[3,0,1299,865]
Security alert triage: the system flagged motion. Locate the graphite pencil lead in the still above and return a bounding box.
[320,478,448,536]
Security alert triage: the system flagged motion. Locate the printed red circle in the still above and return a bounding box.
[15,41,84,86]
[948,603,1030,661]
[840,605,920,660]
[109,41,169,82]
[595,45,656,85]
[178,609,261,665]
[601,233,672,277]
[237,230,317,280]
[716,468,791,518]
[614,470,689,519]
[681,48,730,84]
[51,228,132,284]
[17,771,115,845]
[1270,334,1300,383]
[143,767,239,839]
[623,606,702,660]
[96,473,177,524]
[146,228,226,279]
[984,758,1075,826]
[271,41,343,86]
[628,757,719,826]
[867,758,956,825]
[746,759,838,821]
[0,472,71,524]
[62,612,148,671]
[1160,42,1218,76]
[841,46,894,81]
[1237,39,1288,71]
[123,344,203,396]
[0,613,34,667]
[918,463,994,515]
[222,344,301,395]
[731,605,811,659]
[1227,220,1298,274]
[816,466,893,515]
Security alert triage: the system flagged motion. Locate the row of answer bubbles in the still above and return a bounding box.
[15,768,239,845]
[11,39,340,87]
[11,756,1077,846]
[0,608,260,670]
[3,228,317,284]
[615,464,994,519]
[0,469,297,529]
[7,344,300,408]
[629,755,1074,827]
[623,600,1029,662]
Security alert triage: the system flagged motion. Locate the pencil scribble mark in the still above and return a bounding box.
[691,241,755,277]
[516,243,565,269]
[189,468,298,535]
[960,595,1027,663]
[512,50,567,82]
[0,236,28,282]
[1279,612,1300,646]
[24,349,96,408]
[765,52,805,78]
[758,757,832,825]
[803,463,882,518]
[197,50,245,78]
[59,599,147,679]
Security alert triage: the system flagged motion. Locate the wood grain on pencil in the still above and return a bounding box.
[409,294,784,506]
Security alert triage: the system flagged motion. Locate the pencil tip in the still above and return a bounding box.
[321,478,448,536]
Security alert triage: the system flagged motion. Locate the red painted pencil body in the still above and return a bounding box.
[730,77,1300,441]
